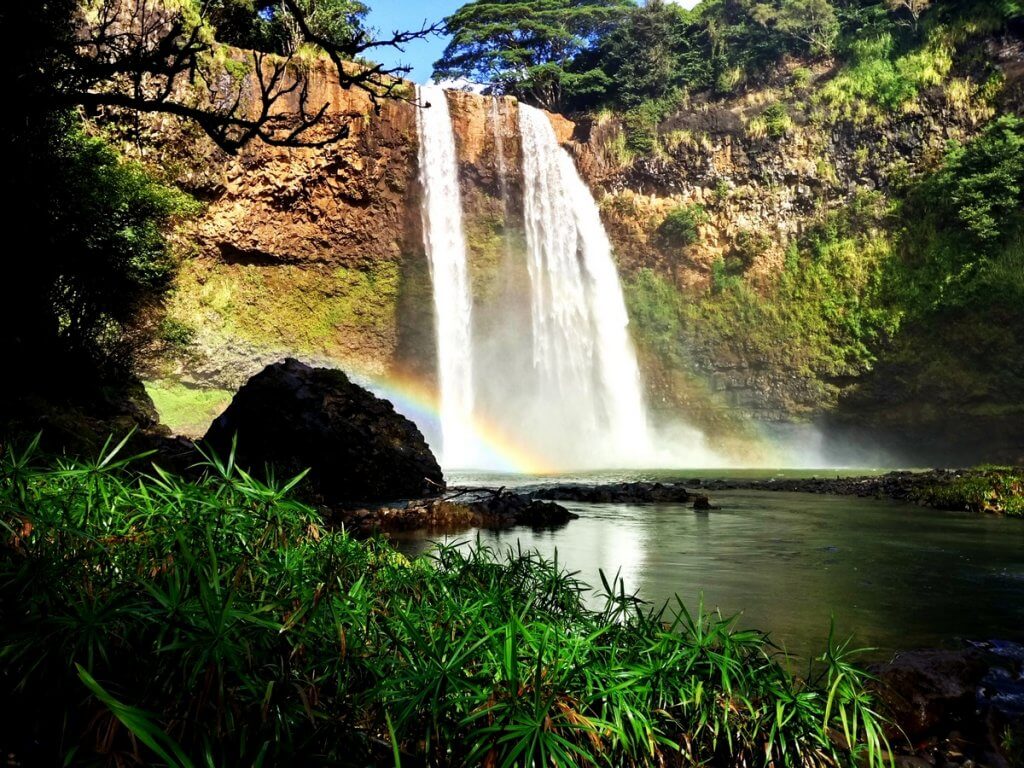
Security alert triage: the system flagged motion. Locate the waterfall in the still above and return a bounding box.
[416,88,668,469]
[517,104,653,465]
[415,85,476,467]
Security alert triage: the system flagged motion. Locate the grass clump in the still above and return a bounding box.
[747,103,793,139]
[0,437,894,767]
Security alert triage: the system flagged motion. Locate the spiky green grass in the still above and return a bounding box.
[0,437,893,766]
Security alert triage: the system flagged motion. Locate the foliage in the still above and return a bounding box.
[888,116,1024,314]
[748,102,793,138]
[813,31,951,121]
[435,0,632,109]
[626,192,899,412]
[750,0,840,56]
[656,204,708,249]
[841,117,1024,425]
[0,440,894,766]
[168,259,401,358]
[2,115,197,396]
[928,115,1024,249]
[914,467,1024,516]
[207,0,369,55]
[572,0,703,109]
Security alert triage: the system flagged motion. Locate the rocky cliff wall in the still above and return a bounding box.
[122,38,1023,461]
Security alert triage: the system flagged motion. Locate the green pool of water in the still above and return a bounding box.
[394,478,1024,660]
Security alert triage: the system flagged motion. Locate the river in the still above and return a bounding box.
[393,471,1024,660]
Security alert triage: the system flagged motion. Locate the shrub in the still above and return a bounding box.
[748,102,793,139]
[656,204,707,248]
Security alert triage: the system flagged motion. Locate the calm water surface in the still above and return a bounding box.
[393,471,1024,660]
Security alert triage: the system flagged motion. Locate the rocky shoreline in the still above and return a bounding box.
[692,468,1023,516]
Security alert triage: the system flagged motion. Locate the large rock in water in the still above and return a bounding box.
[203,359,444,503]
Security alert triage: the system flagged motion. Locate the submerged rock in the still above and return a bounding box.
[203,358,444,504]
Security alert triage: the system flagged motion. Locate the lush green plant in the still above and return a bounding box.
[748,102,793,139]
[4,115,198,395]
[750,0,840,57]
[435,0,632,110]
[0,438,895,766]
[914,466,1024,516]
[887,116,1024,316]
[929,115,1024,248]
[656,204,708,249]
[207,0,369,55]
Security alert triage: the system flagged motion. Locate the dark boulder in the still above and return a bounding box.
[203,359,444,504]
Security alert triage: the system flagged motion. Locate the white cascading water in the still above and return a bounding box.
[415,84,477,467]
[517,103,654,465]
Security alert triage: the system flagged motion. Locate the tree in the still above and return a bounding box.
[434,0,632,110]
[750,0,840,56]
[578,0,702,108]
[208,0,371,56]
[4,0,439,155]
[884,0,932,24]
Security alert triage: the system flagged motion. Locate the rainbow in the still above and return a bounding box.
[360,368,556,475]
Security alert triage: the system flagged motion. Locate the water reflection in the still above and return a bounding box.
[394,489,1024,660]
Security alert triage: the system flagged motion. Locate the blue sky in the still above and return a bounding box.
[363,0,702,85]
[363,0,464,84]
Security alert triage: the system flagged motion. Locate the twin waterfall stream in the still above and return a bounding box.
[416,84,682,470]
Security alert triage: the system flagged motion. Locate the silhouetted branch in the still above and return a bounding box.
[60,0,440,153]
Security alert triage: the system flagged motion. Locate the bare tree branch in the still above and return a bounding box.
[60,0,440,153]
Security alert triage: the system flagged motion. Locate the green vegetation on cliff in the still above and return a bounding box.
[170,260,401,355]
[626,191,898,413]
[1,442,893,766]
[144,381,233,437]
[438,0,1022,112]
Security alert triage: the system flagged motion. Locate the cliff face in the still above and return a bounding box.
[126,39,1023,462]
[118,59,426,396]
[557,34,1024,462]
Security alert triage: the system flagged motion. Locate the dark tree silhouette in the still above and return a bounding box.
[10,0,440,153]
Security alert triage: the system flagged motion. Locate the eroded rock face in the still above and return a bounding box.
[203,358,444,504]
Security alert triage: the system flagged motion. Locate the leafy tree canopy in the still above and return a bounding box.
[434,0,633,109]
[207,0,370,55]
[573,0,704,108]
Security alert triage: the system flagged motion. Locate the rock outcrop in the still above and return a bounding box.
[203,358,444,504]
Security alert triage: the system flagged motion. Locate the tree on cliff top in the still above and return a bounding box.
[434,0,633,109]
[5,0,439,154]
[207,0,370,58]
